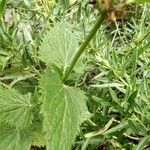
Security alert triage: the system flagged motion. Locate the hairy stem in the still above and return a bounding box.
[62,11,107,82]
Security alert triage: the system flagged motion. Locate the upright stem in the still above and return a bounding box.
[62,11,107,82]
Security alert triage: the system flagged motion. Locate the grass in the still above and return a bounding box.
[0,0,150,149]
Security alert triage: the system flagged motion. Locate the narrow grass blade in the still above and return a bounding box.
[0,0,8,17]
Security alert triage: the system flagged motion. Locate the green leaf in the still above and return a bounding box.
[0,124,32,150]
[31,116,46,147]
[126,90,138,112]
[126,0,150,3]
[39,67,90,150]
[32,131,46,147]
[0,87,33,128]
[39,21,79,75]
[135,0,150,3]
[0,0,8,17]
[103,121,129,135]
[85,118,114,138]
[134,136,150,150]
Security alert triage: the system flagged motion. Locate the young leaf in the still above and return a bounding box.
[0,87,33,128]
[0,124,32,150]
[39,67,90,150]
[38,21,79,75]
[126,0,150,3]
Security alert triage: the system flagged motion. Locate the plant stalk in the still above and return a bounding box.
[62,11,107,82]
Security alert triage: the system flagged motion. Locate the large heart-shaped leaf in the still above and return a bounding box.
[39,21,79,75]
[39,67,90,150]
[0,87,33,128]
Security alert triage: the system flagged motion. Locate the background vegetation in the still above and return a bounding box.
[0,0,149,150]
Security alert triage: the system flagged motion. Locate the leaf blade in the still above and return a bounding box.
[0,87,33,128]
[38,21,79,74]
[39,68,90,150]
[0,0,8,17]
[134,136,150,150]
[0,124,32,150]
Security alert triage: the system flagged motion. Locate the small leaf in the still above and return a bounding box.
[39,21,79,75]
[0,87,33,128]
[103,121,129,135]
[0,124,32,150]
[90,83,124,88]
[39,67,90,150]
[128,120,139,134]
[85,118,114,138]
[127,90,138,111]
[22,23,33,44]
[128,90,138,104]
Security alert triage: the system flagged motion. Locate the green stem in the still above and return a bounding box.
[62,11,107,82]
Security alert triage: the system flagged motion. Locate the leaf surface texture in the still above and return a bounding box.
[0,87,33,128]
[39,68,90,150]
[39,21,78,74]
